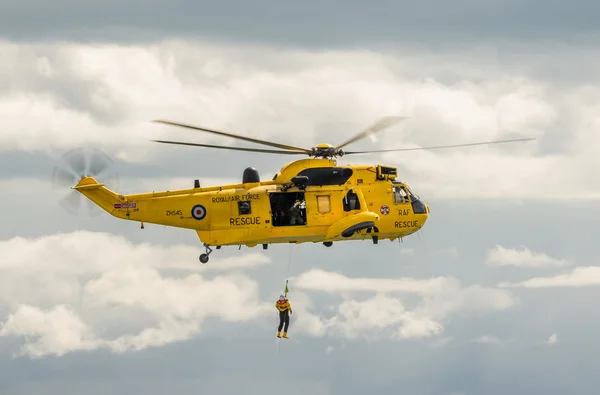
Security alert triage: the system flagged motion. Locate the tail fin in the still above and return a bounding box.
[73,176,132,218]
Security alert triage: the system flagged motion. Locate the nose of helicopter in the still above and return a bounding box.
[411,194,429,226]
[418,202,430,230]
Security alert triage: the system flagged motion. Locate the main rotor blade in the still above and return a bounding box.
[343,137,536,155]
[151,140,309,155]
[152,120,311,153]
[335,116,407,150]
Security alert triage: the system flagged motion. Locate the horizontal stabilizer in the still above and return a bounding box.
[73,177,104,190]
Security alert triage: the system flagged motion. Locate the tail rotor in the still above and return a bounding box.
[50,147,119,216]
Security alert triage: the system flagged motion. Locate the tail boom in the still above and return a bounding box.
[72,177,208,229]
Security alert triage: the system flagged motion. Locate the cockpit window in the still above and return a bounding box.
[392,186,409,204]
[405,185,420,201]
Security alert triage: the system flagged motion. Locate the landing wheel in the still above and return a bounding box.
[199,243,213,264]
[323,241,333,247]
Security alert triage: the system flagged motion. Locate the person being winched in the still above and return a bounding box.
[275,295,292,339]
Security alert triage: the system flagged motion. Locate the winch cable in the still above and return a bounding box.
[278,244,294,356]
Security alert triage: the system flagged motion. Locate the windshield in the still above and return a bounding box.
[405,185,420,201]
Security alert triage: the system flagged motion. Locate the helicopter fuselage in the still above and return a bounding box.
[74,158,429,249]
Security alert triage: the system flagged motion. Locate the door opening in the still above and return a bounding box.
[269,192,306,226]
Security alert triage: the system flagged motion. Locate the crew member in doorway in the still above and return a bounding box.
[275,295,292,338]
[289,199,304,225]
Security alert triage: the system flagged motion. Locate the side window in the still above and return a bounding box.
[316,195,331,213]
[238,201,251,215]
[393,186,409,204]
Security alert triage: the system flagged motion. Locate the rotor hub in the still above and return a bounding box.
[309,146,345,158]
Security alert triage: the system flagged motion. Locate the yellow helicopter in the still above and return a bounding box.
[53,117,535,263]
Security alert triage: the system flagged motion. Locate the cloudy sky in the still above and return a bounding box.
[2,1,600,394]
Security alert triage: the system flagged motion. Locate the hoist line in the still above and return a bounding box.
[287,243,293,277]
[278,243,294,357]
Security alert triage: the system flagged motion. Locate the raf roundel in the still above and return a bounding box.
[191,204,207,220]
[380,205,390,215]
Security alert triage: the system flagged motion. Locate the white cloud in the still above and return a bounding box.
[499,266,600,288]
[1,40,599,200]
[0,231,273,358]
[417,282,517,320]
[486,245,570,268]
[293,269,453,295]
[0,304,218,358]
[323,294,443,341]
[293,269,517,314]
[291,269,517,340]
[106,316,201,353]
[546,333,558,345]
[0,230,270,277]
[83,266,268,324]
[0,304,100,358]
[284,291,443,341]
[0,231,520,357]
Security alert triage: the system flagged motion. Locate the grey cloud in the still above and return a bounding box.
[4,321,600,395]
[4,149,290,189]
[2,0,600,47]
